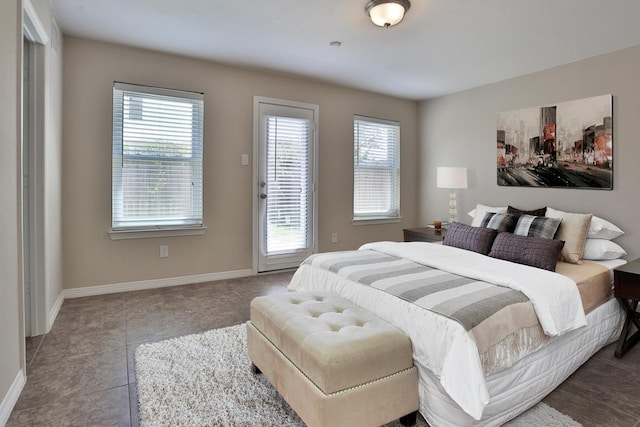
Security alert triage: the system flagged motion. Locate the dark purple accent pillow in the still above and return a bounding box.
[507,206,547,217]
[488,232,565,271]
[443,222,498,255]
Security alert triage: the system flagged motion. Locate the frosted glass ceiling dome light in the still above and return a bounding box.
[365,0,411,28]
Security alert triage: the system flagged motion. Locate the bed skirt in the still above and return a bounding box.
[419,297,623,426]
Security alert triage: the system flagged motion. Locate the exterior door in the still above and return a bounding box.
[254,97,317,272]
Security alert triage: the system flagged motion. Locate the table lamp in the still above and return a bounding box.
[436,167,468,225]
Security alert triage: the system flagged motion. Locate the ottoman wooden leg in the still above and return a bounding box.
[400,411,417,426]
[250,362,261,375]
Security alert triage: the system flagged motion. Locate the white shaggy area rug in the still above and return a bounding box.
[134,324,582,427]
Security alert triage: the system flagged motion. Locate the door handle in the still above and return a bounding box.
[260,193,267,199]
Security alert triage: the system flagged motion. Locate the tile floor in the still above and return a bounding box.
[8,272,292,426]
[7,271,640,426]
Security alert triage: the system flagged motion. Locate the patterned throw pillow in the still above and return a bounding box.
[489,232,565,271]
[507,206,547,217]
[479,212,518,233]
[468,204,508,227]
[443,222,498,255]
[513,215,562,239]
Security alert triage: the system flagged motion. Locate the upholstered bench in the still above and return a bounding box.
[247,290,419,427]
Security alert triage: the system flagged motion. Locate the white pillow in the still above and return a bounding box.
[588,215,624,240]
[468,204,508,227]
[582,239,627,260]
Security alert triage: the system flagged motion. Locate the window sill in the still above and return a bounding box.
[352,216,403,226]
[108,226,207,240]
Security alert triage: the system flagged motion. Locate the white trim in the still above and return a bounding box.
[50,16,60,52]
[47,292,64,331]
[25,41,47,337]
[114,81,204,100]
[63,269,254,299]
[352,216,403,225]
[108,225,207,240]
[252,99,260,274]
[354,114,400,127]
[22,2,49,337]
[0,370,26,426]
[23,0,49,45]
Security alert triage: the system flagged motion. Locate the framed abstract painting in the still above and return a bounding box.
[497,94,612,189]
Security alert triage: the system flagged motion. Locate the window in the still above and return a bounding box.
[112,83,204,231]
[264,115,311,254]
[353,116,400,221]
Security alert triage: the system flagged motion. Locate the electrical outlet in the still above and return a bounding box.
[331,232,338,243]
[160,245,169,258]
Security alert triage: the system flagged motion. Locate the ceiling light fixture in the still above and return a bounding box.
[365,0,411,28]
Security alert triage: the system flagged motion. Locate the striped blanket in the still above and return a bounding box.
[302,249,547,375]
[305,249,531,332]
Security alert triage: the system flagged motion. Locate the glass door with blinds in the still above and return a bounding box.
[254,98,317,272]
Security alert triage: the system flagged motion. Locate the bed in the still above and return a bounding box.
[288,240,625,426]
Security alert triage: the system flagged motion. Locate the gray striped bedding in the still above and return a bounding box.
[304,249,548,374]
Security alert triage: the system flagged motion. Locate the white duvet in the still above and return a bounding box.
[288,241,586,420]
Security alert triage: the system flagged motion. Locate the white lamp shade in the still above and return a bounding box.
[437,167,468,189]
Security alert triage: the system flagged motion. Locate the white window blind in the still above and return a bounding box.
[353,116,400,220]
[112,82,204,230]
[264,115,310,254]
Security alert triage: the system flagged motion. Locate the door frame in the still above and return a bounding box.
[22,0,49,337]
[252,96,319,274]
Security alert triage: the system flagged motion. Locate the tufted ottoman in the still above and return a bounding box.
[246,290,418,427]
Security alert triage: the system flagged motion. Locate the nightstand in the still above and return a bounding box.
[403,227,446,243]
[613,258,640,358]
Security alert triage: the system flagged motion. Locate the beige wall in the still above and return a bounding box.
[0,0,23,411]
[62,37,419,289]
[419,44,640,258]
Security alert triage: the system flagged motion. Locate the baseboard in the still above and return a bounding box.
[48,291,64,331]
[63,269,255,299]
[0,369,26,425]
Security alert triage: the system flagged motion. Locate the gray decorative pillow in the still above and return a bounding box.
[480,212,518,233]
[507,206,547,217]
[443,222,498,255]
[514,215,562,239]
[489,232,565,271]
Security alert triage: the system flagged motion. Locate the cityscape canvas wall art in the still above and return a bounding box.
[497,94,612,189]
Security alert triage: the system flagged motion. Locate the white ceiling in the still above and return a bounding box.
[51,0,640,100]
